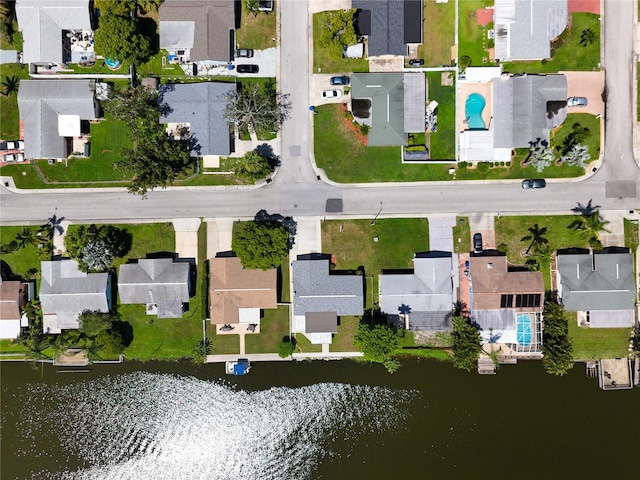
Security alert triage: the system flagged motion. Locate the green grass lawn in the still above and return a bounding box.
[278,256,290,303]
[237,3,277,50]
[567,312,631,360]
[502,13,600,74]
[452,217,471,254]
[494,215,589,289]
[329,315,360,352]
[458,0,495,68]
[322,218,430,305]
[418,0,455,66]
[209,331,241,355]
[294,333,323,353]
[624,218,639,265]
[0,226,44,278]
[245,305,290,354]
[0,339,28,354]
[67,59,131,75]
[137,50,185,77]
[0,63,30,139]
[552,113,601,162]
[427,71,456,159]
[312,12,369,74]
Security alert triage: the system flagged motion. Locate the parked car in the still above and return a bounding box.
[330,75,350,86]
[236,64,259,74]
[2,153,25,162]
[235,48,254,58]
[258,0,274,12]
[322,89,343,99]
[521,178,547,189]
[473,233,483,253]
[408,59,424,67]
[567,97,588,107]
[0,140,24,151]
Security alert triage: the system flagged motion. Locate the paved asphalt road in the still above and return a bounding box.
[0,0,638,225]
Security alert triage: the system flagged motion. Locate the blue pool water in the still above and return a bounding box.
[105,57,121,69]
[465,93,486,129]
[516,314,532,346]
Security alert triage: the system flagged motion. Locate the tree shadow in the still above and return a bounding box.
[254,209,297,249]
[112,320,134,348]
[138,17,159,58]
[571,199,601,216]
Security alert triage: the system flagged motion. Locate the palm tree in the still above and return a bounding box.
[568,209,610,250]
[1,75,20,96]
[580,28,596,47]
[14,227,36,250]
[521,224,548,255]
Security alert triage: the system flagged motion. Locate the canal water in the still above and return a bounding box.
[1,358,638,479]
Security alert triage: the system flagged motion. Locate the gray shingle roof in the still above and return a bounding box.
[118,259,190,319]
[379,255,454,331]
[39,260,110,332]
[16,0,92,64]
[159,82,235,156]
[18,79,97,159]
[159,0,235,62]
[557,252,636,312]
[353,0,420,56]
[494,0,568,61]
[492,74,567,148]
[292,258,364,317]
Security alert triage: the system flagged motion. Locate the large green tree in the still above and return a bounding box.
[568,208,610,250]
[232,150,274,183]
[94,13,151,65]
[232,221,289,270]
[354,321,403,364]
[78,310,114,338]
[64,224,132,270]
[451,315,482,372]
[318,9,357,59]
[103,86,159,137]
[541,302,574,376]
[224,80,291,136]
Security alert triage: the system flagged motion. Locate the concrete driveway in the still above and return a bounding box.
[561,70,605,116]
[309,0,351,14]
[310,74,350,106]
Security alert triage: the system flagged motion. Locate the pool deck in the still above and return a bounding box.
[458,82,493,133]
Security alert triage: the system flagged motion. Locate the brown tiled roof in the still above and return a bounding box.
[159,0,235,62]
[209,257,277,325]
[469,255,543,311]
[0,280,24,321]
[305,312,338,334]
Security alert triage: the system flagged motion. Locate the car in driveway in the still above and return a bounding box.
[567,97,588,107]
[408,59,424,67]
[473,233,483,253]
[0,140,24,151]
[322,89,343,99]
[237,64,259,74]
[2,153,24,162]
[521,178,547,189]
[235,48,254,58]
[330,76,349,86]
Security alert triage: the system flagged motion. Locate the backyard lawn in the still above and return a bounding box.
[452,217,471,254]
[312,12,369,74]
[418,0,455,66]
[209,331,241,355]
[237,3,277,50]
[245,305,290,354]
[321,218,430,305]
[502,13,601,74]
[494,215,589,289]
[0,63,30,139]
[567,312,631,360]
[329,315,360,352]
[458,0,495,69]
[294,333,323,353]
[137,50,185,77]
[427,71,456,159]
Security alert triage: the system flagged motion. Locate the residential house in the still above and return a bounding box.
[459,70,568,162]
[209,256,277,326]
[159,0,235,65]
[118,258,191,319]
[16,0,94,65]
[350,73,426,146]
[159,82,235,157]
[292,256,364,344]
[469,255,544,351]
[39,260,111,334]
[494,0,568,61]
[352,0,423,57]
[379,253,455,331]
[0,277,28,340]
[18,79,99,160]
[557,251,636,328]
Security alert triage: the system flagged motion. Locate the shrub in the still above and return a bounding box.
[459,55,472,69]
[476,162,490,173]
[358,123,370,136]
[458,161,468,170]
[278,336,296,358]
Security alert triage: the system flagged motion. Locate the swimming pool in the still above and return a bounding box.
[105,57,122,69]
[516,313,532,346]
[465,93,486,129]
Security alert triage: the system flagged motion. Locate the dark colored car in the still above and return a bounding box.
[235,48,254,58]
[236,64,259,74]
[473,233,483,253]
[330,75,350,86]
[408,59,424,67]
[521,179,547,189]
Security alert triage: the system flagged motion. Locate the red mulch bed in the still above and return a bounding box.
[340,103,367,146]
[476,7,494,26]
[568,0,600,14]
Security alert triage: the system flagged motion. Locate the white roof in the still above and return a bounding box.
[58,114,81,136]
[238,308,260,324]
[462,67,503,83]
[0,319,21,339]
[306,332,333,344]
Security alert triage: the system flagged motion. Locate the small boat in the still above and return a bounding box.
[226,358,251,375]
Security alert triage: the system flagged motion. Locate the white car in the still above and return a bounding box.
[322,89,343,100]
[0,140,24,151]
[2,153,25,162]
